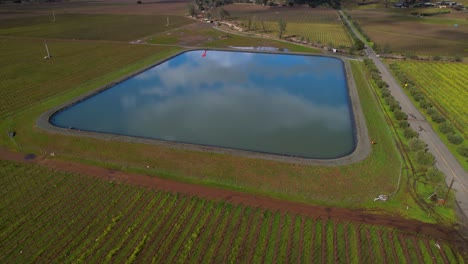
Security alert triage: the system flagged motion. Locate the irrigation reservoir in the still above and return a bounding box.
[51,50,356,159]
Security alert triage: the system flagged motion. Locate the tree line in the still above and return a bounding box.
[191,0,342,9]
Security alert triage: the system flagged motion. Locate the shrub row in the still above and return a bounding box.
[363,59,411,126]
[365,59,449,200]
[342,12,370,43]
[339,13,365,53]
[364,59,444,168]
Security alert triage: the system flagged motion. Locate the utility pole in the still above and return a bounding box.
[44,40,51,59]
[443,178,455,206]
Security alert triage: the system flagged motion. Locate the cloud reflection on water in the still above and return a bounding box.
[53,50,354,158]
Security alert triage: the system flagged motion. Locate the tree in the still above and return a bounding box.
[399,120,409,129]
[408,138,426,152]
[195,0,203,10]
[278,18,287,39]
[457,145,468,157]
[431,112,446,123]
[218,7,230,21]
[426,167,444,184]
[403,128,418,139]
[372,43,380,52]
[439,123,454,134]
[188,4,196,18]
[353,39,365,51]
[415,150,435,166]
[252,16,257,31]
[382,43,391,54]
[448,134,464,145]
[261,18,266,32]
[419,99,431,109]
[393,109,407,120]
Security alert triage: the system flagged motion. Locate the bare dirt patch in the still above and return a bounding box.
[149,22,218,46]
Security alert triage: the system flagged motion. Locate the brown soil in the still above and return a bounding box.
[259,216,274,263]
[0,147,466,253]
[160,22,217,47]
[423,239,437,264]
[387,231,399,262]
[321,220,327,263]
[297,216,305,262]
[344,223,351,263]
[397,234,413,263]
[285,216,294,260]
[271,215,284,263]
[376,229,388,264]
[245,215,263,262]
[333,220,339,263]
[411,236,425,263]
[365,228,376,263]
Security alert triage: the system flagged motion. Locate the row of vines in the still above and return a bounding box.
[0,160,464,263]
[223,7,352,47]
[0,37,178,118]
[389,61,467,136]
[0,13,193,41]
[388,60,468,161]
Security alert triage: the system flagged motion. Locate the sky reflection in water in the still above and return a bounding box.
[51,50,355,159]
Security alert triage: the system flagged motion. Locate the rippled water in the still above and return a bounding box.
[51,50,355,159]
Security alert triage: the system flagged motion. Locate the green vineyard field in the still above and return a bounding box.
[0,38,180,118]
[223,6,352,47]
[390,60,468,136]
[0,160,464,263]
[0,13,193,41]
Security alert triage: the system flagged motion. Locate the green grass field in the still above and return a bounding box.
[0,159,464,263]
[219,5,352,47]
[0,13,193,41]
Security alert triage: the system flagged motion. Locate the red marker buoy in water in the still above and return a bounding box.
[202,50,207,57]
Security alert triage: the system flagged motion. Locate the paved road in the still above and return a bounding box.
[339,11,468,230]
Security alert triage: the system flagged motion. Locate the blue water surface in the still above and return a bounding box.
[51,50,356,159]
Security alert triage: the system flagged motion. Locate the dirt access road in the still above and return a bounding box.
[339,10,468,235]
